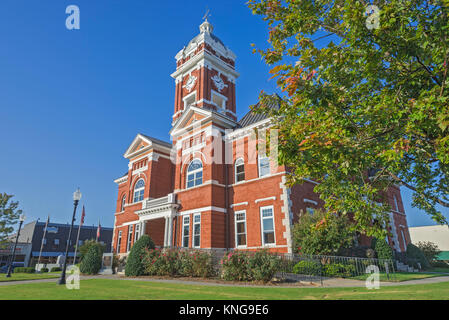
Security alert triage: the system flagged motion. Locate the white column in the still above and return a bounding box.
[167,216,173,248]
[163,217,169,247]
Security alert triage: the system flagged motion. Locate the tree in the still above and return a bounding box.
[78,239,105,262]
[416,240,441,261]
[0,193,22,247]
[406,243,430,269]
[79,245,102,275]
[374,238,394,260]
[125,235,155,276]
[247,0,449,237]
[292,209,355,255]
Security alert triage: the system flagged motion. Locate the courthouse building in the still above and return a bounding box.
[113,20,411,254]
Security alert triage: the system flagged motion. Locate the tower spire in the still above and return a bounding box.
[200,9,213,34]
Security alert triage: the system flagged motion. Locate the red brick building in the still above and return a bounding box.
[112,20,411,255]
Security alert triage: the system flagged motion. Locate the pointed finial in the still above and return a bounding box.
[203,8,211,22]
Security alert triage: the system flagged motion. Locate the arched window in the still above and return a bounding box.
[186,159,203,188]
[120,195,126,212]
[235,158,245,183]
[133,179,145,203]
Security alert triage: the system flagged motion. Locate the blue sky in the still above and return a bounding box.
[0,1,445,230]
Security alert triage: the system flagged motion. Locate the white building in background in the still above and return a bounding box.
[409,225,449,251]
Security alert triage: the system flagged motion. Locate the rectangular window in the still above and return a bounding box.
[54,239,59,245]
[43,239,47,245]
[258,155,270,177]
[187,171,202,188]
[193,214,201,248]
[135,224,140,242]
[182,216,190,248]
[117,231,122,253]
[260,206,275,245]
[127,225,133,252]
[235,211,247,247]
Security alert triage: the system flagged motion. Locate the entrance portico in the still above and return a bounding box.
[135,193,179,247]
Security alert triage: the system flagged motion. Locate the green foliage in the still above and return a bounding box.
[49,267,61,272]
[416,241,441,262]
[374,238,394,260]
[292,260,321,275]
[323,263,355,278]
[430,260,449,268]
[40,267,49,273]
[78,239,105,262]
[292,209,355,255]
[79,245,102,275]
[0,193,22,246]
[125,235,155,277]
[406,243,430,269]
[14,267,35,273]
[247,0,449,236]
[143,248,216,278]
[220,250,281,282]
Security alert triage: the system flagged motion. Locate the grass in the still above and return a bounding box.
[350,271,445,282]
[0,278,448,300]
[0,272,60,282]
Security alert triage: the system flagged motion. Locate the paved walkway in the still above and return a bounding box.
[1,274,448,288]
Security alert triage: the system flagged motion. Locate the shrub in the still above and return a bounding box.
[416,241,441,262]
[50,267,61,272]
[293,260,321,275]
[125,235,155,276]
[78,239,105,262]
[14,267,35,273]
[292,209,354,255]
[79,245,102,274]
[374,238,393,260]
[220,251,252,281]
[248,250,281,282]
[430,260,449,268]
[406,243,430,269]
[40,267,49,273]
[142,248,215,278]
[220,250,282,283]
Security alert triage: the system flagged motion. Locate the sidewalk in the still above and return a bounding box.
[1,274,448,288]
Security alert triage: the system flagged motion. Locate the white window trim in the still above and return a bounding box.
[182,216,190,248]
[193,213,201,248]
[120,195,126,212]
[133,179,145,203]
[117,231,122,253]
[211,89,228,109]
[257,154,270,178]
[260,205,276,246]
[234,158,245,184]
[234,210,247,248]
[183,91,197,109]
[186,159,203,189]
[127,225,134,252]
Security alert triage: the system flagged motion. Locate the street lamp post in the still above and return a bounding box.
[58,188,82,285]
[6,214,26,278]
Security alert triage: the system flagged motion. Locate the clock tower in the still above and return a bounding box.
[170,19,239,125]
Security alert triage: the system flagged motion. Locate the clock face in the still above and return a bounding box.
[212,74,227,92]
[184,75,196,92]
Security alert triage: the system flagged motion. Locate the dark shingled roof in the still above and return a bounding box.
[237,94,281,128]
[139,134,172,149]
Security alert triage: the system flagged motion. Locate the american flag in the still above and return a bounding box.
[80,206,85,226]
[96,220,101,241]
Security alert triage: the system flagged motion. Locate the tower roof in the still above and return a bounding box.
[174,20,236,63]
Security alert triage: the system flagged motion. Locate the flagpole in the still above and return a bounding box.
[73,206,85,265]
[36,216,50,272]
[73,222,82,265]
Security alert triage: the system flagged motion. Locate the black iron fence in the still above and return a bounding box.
[275,254,396,284]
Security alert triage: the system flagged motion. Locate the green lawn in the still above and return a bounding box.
[0,279,448,300]
[0,272,60,282]
[350,272,445,282]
